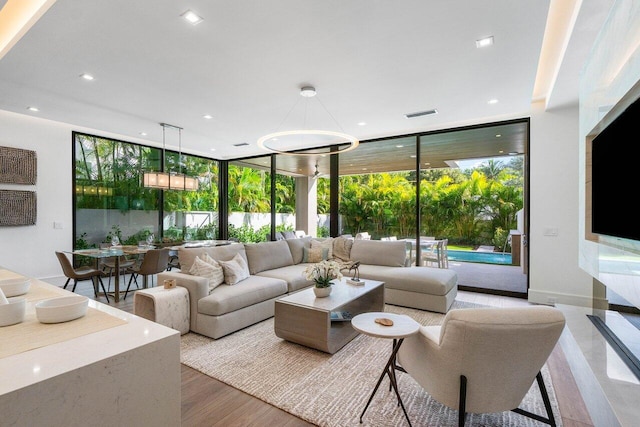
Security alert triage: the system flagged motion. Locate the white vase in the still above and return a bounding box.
[313,286,332,298]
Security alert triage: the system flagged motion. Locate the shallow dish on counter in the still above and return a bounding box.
[0,297,26,327]
[0,277,31,297]
[35,295,89,323]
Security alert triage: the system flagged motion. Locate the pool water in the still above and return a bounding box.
[447,249,512,265]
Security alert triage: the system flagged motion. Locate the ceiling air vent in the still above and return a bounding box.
[233,142,249,147]
[404,109,438,119]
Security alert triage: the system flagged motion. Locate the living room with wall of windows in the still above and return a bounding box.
[2,1,640,426]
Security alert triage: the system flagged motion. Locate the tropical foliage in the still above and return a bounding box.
[74,133,523,249]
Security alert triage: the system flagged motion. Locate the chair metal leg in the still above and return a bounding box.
[458,375,467,427]
[97,276,110,303]
[511,371,556,426]
[63,277,71,289]
[72,279,78,292]
[123,273,137,300]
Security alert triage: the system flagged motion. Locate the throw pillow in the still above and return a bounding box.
[218,253,250,285]
[332,236,353,262]
[189,256,225,293]
[310,238,333,260]
[302,246,329,263]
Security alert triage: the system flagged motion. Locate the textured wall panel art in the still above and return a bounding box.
[0,190,37,226]
[0,146,37,184]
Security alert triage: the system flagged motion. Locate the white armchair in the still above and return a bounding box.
[397,306,565,426]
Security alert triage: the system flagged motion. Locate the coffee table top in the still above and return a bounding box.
[351,312,420,339]
[276,278,384,312]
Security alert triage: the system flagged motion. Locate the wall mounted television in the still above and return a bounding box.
[590,93,640,243]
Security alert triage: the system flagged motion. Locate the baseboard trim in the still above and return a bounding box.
[458,285,527,299]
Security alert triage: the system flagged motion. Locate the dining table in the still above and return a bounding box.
[66,240,233,303]
[66,245,151,303]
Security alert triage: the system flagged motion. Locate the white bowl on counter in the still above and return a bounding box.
[0,297,26,327]
[0,277,31,297]
[35,295,89,324]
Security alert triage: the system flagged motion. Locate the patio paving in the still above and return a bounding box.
[448,260,527,294]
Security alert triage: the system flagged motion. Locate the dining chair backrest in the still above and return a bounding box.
[138,248,170,275]
[56,251,77,278]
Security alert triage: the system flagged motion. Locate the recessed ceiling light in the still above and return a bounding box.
[488,99,499,104]
[410,155,417,158]
[495,134,502,138]
[27,106,39,112]
[357,122,366,126]
[181,10,203,25]
[139,132,147,136]
[80,73,94,81]
[210,148,216,152]
[499,150,504,154]
[508,152,519,156]
[396,145,404,148]
[203,114,213,119]
[424,162,430,165]
[476,36,494,48]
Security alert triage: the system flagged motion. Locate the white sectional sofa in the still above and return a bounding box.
[158,237,457,339]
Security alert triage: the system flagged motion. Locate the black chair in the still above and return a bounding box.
[124,248,170,299]
[56,251,109,303]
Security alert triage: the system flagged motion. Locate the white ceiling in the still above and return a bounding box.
[0,0,613,160]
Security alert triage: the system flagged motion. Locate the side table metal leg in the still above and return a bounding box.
[359,338,412,426]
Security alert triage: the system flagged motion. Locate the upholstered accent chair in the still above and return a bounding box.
[397,306,566,426]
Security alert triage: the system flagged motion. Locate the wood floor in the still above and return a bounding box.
[50,276,594,427]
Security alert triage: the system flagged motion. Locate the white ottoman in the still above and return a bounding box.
[134,286,190,335]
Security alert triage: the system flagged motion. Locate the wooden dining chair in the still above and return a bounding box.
[55,251,110,303]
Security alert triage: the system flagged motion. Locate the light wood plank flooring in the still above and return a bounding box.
[46,275,593,426]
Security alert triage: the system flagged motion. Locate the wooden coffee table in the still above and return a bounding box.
[274,278,384,354]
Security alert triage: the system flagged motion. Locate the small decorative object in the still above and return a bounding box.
[346,261,364,286]
[304,260,343,297]
[375,317,394,326]
[163,279,176,289]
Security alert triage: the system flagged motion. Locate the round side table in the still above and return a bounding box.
[351,312,420,426]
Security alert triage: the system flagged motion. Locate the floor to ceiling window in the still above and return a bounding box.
[227,157,271,242]
[338,136,417,239]
[73,132,219,250]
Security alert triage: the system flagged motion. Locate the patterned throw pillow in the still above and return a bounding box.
[218,253,250,285]
[189,255,225,293]
[310,238,333,260]
[302,246,329,263]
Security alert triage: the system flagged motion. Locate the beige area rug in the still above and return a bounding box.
[180,301,562,426]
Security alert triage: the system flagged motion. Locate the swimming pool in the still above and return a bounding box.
[447,249,512,265]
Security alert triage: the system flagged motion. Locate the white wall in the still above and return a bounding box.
[528,103,594,307]
[577,0,640,310]
[0,110,72,279]
[0,110,151,279]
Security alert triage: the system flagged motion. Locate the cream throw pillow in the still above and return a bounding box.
[218,253,250,285]
[189,255,225,293]
[310,238,333,260]
[332,236,353,262]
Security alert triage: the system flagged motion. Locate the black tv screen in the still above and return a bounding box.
[591,95,640,241]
